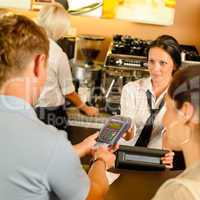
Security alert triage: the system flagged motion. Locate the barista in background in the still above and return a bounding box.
[120,35,181,149]
[0,8,12,18]
[35,2,98,132]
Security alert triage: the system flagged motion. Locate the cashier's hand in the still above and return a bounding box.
[122,128,134,141]
[73,132,99,157]
[80,104,99,117]
[161,150,175,169]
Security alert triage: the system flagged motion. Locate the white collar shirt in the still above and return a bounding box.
[120,77,167,149]
[37,39,75,107]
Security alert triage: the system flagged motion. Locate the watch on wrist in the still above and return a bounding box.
[90,157,107,170]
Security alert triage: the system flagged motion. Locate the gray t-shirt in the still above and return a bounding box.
[0,95,89,200]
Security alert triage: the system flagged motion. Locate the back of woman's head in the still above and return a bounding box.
[0,8,12,19]
[168,65,200,123]
[147,35,181,72]
[37,2,70,41]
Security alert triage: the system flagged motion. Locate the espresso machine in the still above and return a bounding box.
[101,34,150,114]
[71,34,105,105]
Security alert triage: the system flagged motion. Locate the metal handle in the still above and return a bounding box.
[68,2,102,15]
[105,79,115,98]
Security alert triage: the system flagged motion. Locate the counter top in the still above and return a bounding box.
[67,107,111,129]
[105,168,181,200]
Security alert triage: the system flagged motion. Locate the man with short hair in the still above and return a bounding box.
[0,14,115,200]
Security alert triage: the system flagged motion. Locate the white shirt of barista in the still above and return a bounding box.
[120,77,167,149]
[37,39,75,107]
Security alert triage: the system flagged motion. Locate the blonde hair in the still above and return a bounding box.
[0,8,13,19]
[0,15,49,88]
[37,2,71,41]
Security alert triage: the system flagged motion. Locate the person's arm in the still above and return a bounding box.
[66,91,99,116]
[55,48,98,116]
[47,133,116,200]
[86,147,116,200]
[73,133,98,157]
[86,160,109,200]
[46,135,90,200]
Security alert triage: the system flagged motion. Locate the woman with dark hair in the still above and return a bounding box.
[152,65,200,199]
[156,34,179,45]
[120,35,181,167]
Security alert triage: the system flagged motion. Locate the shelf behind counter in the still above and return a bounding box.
[67,107,110,129]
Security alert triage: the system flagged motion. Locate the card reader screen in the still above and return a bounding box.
[108,121,123,130]
[125,154,160,164]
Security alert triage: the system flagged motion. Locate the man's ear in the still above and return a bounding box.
[181,102,194,124]
[33,54,47,78]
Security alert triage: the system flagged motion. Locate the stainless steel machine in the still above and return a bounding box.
[101,34,150,114]
[58,34,150,114]
[71,34,105,104]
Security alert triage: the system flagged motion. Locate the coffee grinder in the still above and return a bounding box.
[71,34,104,105]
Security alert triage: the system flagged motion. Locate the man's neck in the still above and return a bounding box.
[0,78,33,105]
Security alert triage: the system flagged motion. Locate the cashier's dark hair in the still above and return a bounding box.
[168,65,200,120]
[0,14,49,88]
[146,35,181,73]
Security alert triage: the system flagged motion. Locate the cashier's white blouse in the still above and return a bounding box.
[120,77,167,149]
[37,39,75,107]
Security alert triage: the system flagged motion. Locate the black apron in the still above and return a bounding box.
[35,104,68,132]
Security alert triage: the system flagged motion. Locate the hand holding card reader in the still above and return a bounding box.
[95,116,132,148]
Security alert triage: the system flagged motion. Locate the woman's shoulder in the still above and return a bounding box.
[123,77,150,91]
[152,177,193,200]
[178,161,200,181]
[48,39,67,67]
[153,165,200,200]
[49,39,63,54]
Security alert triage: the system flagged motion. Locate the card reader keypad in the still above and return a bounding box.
[100,128,117,142]
[95,116,131,146]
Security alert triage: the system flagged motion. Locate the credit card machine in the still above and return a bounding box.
[94,115,132,147]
